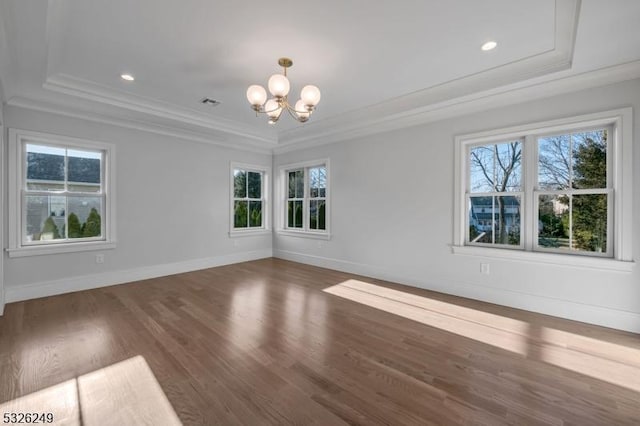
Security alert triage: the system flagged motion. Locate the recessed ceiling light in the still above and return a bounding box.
[120,74,135,81]
[481,41,497,51]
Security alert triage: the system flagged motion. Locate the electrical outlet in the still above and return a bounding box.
[95,254,104,264]
[480,263,490,274]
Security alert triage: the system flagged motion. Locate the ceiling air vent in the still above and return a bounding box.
[200,97,221,107]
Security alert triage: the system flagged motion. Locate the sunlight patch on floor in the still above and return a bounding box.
[0,356,181,426]
[324,279,640,393]
[0,379,79,424]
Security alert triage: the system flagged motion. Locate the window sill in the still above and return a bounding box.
[7,241,117,258]
[451,245,634,272]
[277,229,331,240]
[228,229,271,238]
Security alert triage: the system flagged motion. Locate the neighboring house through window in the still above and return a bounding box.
[8,129,116,257]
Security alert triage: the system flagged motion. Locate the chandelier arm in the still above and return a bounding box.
[283,103,303,122]
[253,103,281,115]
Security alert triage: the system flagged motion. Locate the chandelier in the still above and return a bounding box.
[246,57,321,124]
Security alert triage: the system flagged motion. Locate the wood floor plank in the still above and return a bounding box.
[1,258,640,425]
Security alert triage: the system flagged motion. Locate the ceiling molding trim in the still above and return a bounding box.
[43,73,277,145]
[274,60,640,154]
[6,96,273,154]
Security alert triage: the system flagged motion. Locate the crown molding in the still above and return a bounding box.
[12,60,640,157]
[6,96,274,154]
[43,73,277,145]
[274,60,640,154]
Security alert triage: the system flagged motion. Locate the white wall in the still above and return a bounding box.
[3,106,272,301]
[274,78,640,333]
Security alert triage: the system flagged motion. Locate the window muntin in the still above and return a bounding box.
[281,162,329,235]
[23,143,105,245]
[467,140,523,248]
[233,168,265,229]
[535,128,611,255]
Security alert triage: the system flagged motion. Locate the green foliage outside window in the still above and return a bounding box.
[67,213,83,238]
[42,216,61,239]
[82,208,102,237]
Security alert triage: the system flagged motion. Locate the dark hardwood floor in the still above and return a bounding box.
[1,258,639,425]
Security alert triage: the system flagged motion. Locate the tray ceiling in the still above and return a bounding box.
[1,0,639,150]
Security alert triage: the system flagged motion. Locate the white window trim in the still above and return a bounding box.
[276,158,331,240]
[7,129,117,258]
[452,108,633,272]
[229,162,271,238]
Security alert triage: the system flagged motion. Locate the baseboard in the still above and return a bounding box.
[274,249,640,333]
[5,249,273,303]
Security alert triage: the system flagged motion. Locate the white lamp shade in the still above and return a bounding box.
[295,100,310,119]
[268,74,290,97]
[265,99,282,118]
[300,85,321,106]
[246,85,267,106]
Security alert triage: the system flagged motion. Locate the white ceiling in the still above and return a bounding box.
[0,0,639,150]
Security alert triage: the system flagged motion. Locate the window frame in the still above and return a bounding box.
[8,129,116,258]
[453,109,633,271]
[229,162,270,237]
[277,159,330,240]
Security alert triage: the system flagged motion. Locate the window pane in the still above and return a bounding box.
[234,170,247,198]
[572,130,607,189]
[287,200,303,228]
[310,168,319,198]
[469,141,521,193]
[572,194,607,253]
[249,201,262,227]
[248,172,262,199]
[68,149,101,192]
[310,199,326,230]
[309,166,326,198]
[234,200,248,228]
[538,134,570,190]
[468,195,520,245]
[25,195,65,241]
[68,197,103,238]
[288,171,296,198]
[295,170,304,198]
[26,144,65,191]
[537,194,570,249]
[317,200,326,230]
[537,193,608,253]
[309,200,318,229]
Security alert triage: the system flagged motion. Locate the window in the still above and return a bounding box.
[453,109,633,268]
[278,159,330,238]
[8,129,116,257]
[230,163,269,235]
